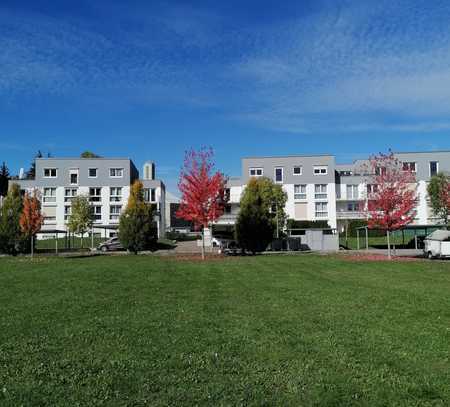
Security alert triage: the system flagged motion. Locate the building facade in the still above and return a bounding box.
[217,151,450,233]
[11,157,166,238]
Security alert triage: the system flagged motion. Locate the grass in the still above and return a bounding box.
[0,255,449,406]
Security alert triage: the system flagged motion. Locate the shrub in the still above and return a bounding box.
[287,219,330,230]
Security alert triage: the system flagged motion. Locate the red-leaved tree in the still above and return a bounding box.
[20,190,44,257]
[364,152,418,259]
[176,148,227,259]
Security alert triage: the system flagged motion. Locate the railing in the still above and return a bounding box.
[336,211,366,219]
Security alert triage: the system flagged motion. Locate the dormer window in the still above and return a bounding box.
[110,168,123,178]
[274,167,283,183]
[43,168,57,178]
[313,166,328,175]
[249,168,263,177]
[402,162,416,173]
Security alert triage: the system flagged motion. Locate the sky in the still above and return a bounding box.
[1,0,450,193]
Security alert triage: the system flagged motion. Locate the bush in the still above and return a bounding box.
[287,220,330,229]
[165,231,200,241]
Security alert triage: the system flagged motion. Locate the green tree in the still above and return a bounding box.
[236,177,287,253]
[427,173,450,225]
[0,184,27,255]
[119,181,157,254]
[80,151,101,158]
[67,195,94,248]
[0,162,10,197]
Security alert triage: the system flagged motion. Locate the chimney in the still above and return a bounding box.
[143,162,155,180]
[19,168,25,179]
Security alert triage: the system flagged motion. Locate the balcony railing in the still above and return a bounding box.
[336,211,366,219]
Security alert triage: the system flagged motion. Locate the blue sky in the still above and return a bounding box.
[1,0,450,193]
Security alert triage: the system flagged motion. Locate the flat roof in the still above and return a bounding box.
[242,153,334,159]
[36,157,133,160]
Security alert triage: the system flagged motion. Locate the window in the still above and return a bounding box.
[70,174,78,185]
[293,166,303,175]
[89,188,102,202]
[43,188,56,203]
[315,202,328,218]
[64,206,72,221]
[347,202,360,212]
[294,184,307,200]
[144,188,156,203]
[89,168,98,178]
[314,184,327,199]
[249,168,263,177]
[110,168,123,178]
[339,170,353,176]
[274,167,283,183]
[430,161,439,177]
[90,205,102,221]
[375,166,387,176]
[346,184,359,200]
[402,162,416,172]
[64,188,78,202]
[367,184,378,195]
[43,168,57,178]
[110,205,122,220]
[110,187,122,202]
[313,166,328,175]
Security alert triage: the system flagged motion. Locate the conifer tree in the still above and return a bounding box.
[0,162,10,197]
[0,184,26,255]
[236,177,286,254]
[119,181,156,254]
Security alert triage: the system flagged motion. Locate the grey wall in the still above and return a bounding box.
[337,151,450,183]
[33,158,136,187]
[242,155,336,184]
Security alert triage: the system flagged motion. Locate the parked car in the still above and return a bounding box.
[219,240,242,256]
[424,230,450,259]
[98,237,124,252]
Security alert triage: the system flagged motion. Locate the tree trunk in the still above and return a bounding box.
[201,228,205,260]
[31,235,34,258]
[386,229,391,260]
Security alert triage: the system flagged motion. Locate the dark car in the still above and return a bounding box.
[98,237,123,252]
[220,240,243,256]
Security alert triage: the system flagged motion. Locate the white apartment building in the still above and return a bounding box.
[216,151,450,233]
[11,157,166,238]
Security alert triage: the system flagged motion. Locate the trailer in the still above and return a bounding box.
[424,230,450,259]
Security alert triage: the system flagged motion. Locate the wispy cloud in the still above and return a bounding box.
[2,0,450,134]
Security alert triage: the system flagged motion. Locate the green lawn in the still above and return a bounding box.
[0,255,449,406]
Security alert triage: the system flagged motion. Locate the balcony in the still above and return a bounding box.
[336,211,366,220]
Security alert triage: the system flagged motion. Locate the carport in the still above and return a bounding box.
[355,225,444,251]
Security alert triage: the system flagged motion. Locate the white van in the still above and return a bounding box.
[424,230,450,259]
